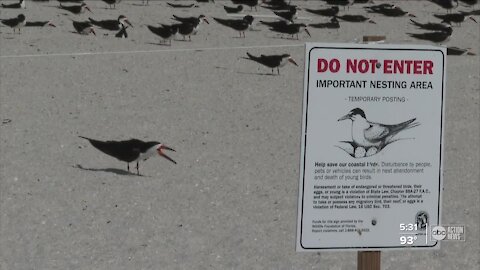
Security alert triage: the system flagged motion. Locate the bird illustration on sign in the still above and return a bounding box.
[336,108,420,158]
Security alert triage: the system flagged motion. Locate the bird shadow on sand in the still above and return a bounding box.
[73,164,147,177]
[236,71,278,76]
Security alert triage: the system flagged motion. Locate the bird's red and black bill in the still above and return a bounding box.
[157,145,177,164]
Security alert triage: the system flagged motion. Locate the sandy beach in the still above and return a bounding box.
[1,0,479,269]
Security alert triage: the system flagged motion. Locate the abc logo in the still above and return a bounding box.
[431,226,447,240]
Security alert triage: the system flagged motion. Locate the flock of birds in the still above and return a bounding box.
[1,0,479,53]
[1,0,479,173]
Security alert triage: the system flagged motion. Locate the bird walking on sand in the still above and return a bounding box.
[59,3,92,15]
[147,24,178,45]
[243,52,298,75]
[89,15,132,31]
[79,136,176,175]
[213,15,254,37]
[72,20,96,35]
[1,14,26,33]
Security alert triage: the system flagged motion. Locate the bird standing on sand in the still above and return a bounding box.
[409,19,452,32]
[268,23,311,39]
[1,14,26,33]
[147,24,178,45]
[172,14,209,27]
[407,29,452,43]
[72,20,96,35]
[89,15,132,31]
[213,15,254,37]
[59,3,92,15]
[79,136,176,175]
[243,53,298,75]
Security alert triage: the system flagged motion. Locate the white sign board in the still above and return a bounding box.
[297,43,446,251]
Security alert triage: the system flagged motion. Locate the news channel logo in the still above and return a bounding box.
[431,225,465,241]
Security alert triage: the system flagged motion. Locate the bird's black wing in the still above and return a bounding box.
[1,18,18,27]
[80,137,142,162]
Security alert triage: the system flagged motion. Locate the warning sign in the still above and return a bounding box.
[296,43,446,251]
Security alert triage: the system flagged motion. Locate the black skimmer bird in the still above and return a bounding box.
[407,29,452,43]
[335,14,376,23]
[213,15,254,38]
[59,3,92,15]
[429,0,458,12]
[409,19,452,32]
[115,24,128,38]
[89,15,132,31]
[72,20,96,35]
[168,22,200,41]
[224,5,243,13]
[447,46,475,55]
[101,0,121,9]
[172,14,209,27]
[1,0,26,9]
[25,20,56,27]
[434,12,478,25]
[268,22,311,39]
[274,6,299,22]
[167,2,196,8]
[305,6,339,17]
[1,14,26,33]
[147,24,178,45]
[243,52,298,75]
[337,108,419,155]
[366,5,416,17]
[309,17,340,29]
[79,137,176,175]
[232,0,258,11]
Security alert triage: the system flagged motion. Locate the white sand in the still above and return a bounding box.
[1,0,478,269]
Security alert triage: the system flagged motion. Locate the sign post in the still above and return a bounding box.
[297,43,446,255]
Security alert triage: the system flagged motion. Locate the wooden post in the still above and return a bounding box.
[357,251,381,270]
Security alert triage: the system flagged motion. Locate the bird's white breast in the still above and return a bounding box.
[351,120,380,147]
[136,144,160,162]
